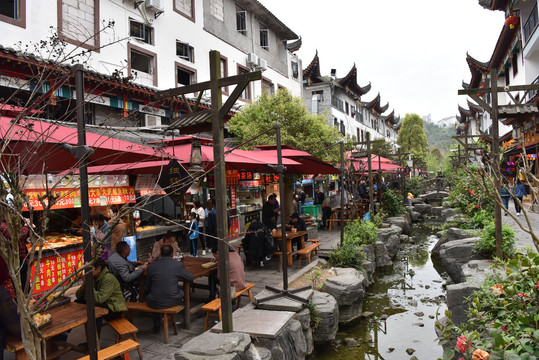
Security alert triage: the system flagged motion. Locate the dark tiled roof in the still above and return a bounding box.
[467,100,484,113]
[303,51,321,80]
[337,64,371,99]
[286,37,302,52]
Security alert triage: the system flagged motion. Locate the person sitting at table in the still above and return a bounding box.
[76,258,127,341]
[145,245,194,333]
[208,246,247,301]
[287,212,307,252]
[242,220,274,268]
[0,284,20,360]
[151,231,182,261]
[107,241,147,301]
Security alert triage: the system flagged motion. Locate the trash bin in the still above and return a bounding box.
[301,204,322,218]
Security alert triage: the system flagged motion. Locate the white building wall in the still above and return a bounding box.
[0,0,301,104]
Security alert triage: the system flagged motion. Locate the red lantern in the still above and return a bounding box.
[505,16,519,29]
[478,84,486,97]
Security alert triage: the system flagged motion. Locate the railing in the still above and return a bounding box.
[331,96,344,112]
[527,75,539,102]
[355,111,363,123]
[524,3,539,44]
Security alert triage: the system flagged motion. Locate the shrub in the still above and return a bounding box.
[382,189,404,217]
[405,176,423,198]
[343,219,379,245]
[447,170,494,218]
[470,209,491,229]
[327,242,367,271]
[436,252,539,359]
[474,221,516,258]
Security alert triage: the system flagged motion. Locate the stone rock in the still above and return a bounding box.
[410,356,419,360]
[175,332,251,360]
[406,348,416,355]
[311,291,339,343]
[400,234,409,244]
[361,311,374,319]
[364,334,372,342]
[413,323,424,327]
[343,338,360,347]
[385,217,409,235]
[250,346,272,360]
[414,312,424,317]
[438,238,481,283]
[321,268,369,325]
[446,283,480,325]
[413,203,432,215]
[377,225,402,242]
[362,261,375,284]
[374,241,393,268]
[410,211,420,222]
[388,347,395,352]
[431,206,443,216]
[257,319,311,360]
[441,208,458,221]
[385,234,401,258]
[432,227,473,255]
[293,308,311,332]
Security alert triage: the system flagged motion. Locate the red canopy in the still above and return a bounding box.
[248,147,340,175]
[350,160,403,173]
[0,117,170,174]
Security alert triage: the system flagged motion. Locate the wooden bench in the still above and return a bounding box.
[107,318,143,359]
[297,243,320,268]
[124,302,184,344]
[306,239,321,255]
[235,244,243,255]
[201,283,255,331]
[327,218,350,231]
[5,336,25,360]
[77,339,140,360]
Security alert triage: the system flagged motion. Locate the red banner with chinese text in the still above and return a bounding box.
[30,249,84,294]
[23,186,136,211]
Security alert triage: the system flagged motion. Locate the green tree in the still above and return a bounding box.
[397,113,429,161]
[431,147,443,161]
[370,139,393,158]
[227,89,345,163]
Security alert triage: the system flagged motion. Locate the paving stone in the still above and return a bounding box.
[211,307,295,338]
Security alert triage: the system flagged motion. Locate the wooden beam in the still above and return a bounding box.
[468,94,492,115]
[458,84,539,95]
[157,72,262,98]
[219,81,250,119]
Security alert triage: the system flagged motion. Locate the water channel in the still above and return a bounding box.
[310,219,449,360]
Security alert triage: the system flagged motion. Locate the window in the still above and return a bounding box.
[236,4,247,35]
[340,121,345,135]
[220,56,228,94]
[0,0,25,27]
[130,19,153,45]
[260,22,269,50]
[237,65,252,101]
[331,96,344,112]
[176,41,194,62]
[333,117,339,128]
[345,102,349,115]
[357,128,360,141]
[512,54,518,77]
[128,44,157,86]
[312,91,323,114]
[351,105,355,117]
[505,67,510,86]
[176,63,196,86]
[291,61,299,79]
[174,0,194,21]
[262,78,274,95]
[59,0,97,49]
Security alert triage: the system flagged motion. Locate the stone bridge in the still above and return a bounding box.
[419,190,450,203]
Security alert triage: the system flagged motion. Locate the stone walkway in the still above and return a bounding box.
[502,199,538,251]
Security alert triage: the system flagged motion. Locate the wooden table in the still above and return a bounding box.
[180,256,217,329]
[7,302,108,360]
[272,230,308,266]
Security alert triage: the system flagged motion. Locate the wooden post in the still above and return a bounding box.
[75,64,97,360]
[366,133,374,214]
[340,141,344,246]
[490,68,503,259]
[209,50,233,332]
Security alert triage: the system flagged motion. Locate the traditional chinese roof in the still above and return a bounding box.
[467,100,484,115]
[462,81,470,89]
[303,51,321,84]
[286,37,302,52]
[478,0,509,11]
[366,93,389,114]
[384,110,395,124]
[458,105,472,123]
[466,53,489,88]
[393,116,402,130]
[337,64,371,99]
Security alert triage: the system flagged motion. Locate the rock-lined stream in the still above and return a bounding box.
[310,221,449,359]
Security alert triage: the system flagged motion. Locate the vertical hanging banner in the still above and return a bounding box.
[158,160,192,203]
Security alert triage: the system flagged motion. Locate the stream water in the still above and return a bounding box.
[310,220,449,360]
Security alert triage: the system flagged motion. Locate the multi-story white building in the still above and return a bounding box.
[0,0,302,128]
[302,52,400,146]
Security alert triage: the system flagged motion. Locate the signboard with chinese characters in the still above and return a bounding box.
[23,186,136,211]
[135,175,167,196]
[263,174,280,184]
[158,160,191,203]
[30,248,83,294]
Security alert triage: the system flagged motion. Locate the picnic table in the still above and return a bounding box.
[180,256,217,329]
[271,230,308,266]
[6,302,108,360]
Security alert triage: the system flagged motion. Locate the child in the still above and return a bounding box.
[407,192,414,207]
[188,212,200,257]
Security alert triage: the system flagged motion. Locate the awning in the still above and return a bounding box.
[0,117,172,174]
[247,147,340,175]
[351,161,403,173]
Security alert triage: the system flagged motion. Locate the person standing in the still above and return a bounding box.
[293,187,306,213]
[205,199,217,251]
[108,206,126,253]
[145,245,194,333]
[514,178,528,216]
[187,212,200,257]
[92,214,112,260]
[262,194,279,230]
[314,188,325,205]
[191,201,206,255]
[501,179,511,215]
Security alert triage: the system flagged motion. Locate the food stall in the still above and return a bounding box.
[236,171,264,233]
[23,174,135,294]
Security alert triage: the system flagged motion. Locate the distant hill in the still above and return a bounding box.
[424,119,455,153]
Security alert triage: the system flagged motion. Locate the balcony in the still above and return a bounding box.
[527,76,539,103]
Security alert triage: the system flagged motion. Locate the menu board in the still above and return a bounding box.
[30,248,84,294]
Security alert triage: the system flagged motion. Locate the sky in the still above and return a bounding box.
[257,0,505,122]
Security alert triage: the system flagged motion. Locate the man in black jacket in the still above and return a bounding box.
[262,194,279,230]
[145,245,194,333]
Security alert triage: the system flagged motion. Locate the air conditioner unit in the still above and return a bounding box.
[247,53,258,66]
[145,0,164,12]
[144,114,162,127]
[257,58,267,71]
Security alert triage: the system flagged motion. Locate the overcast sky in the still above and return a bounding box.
[257,0,505,122]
